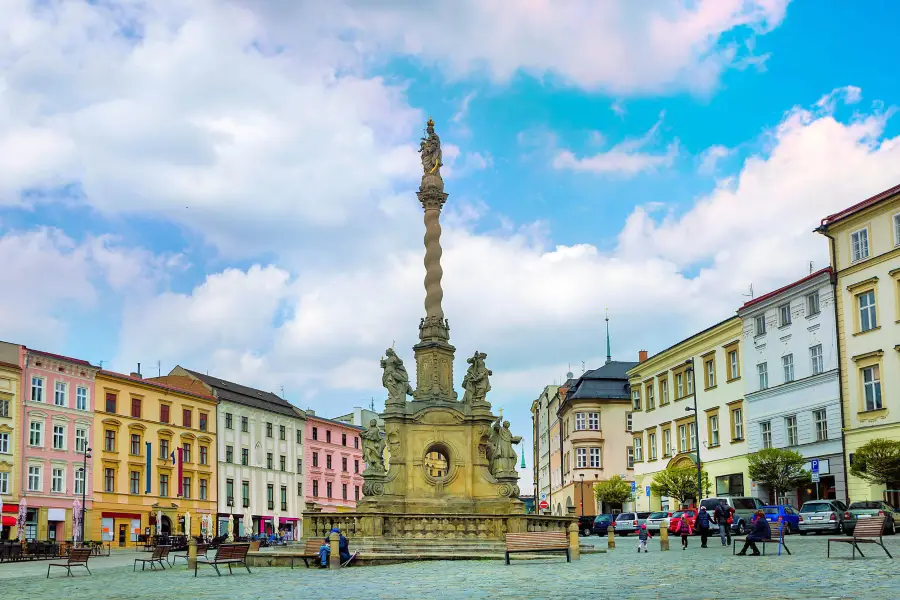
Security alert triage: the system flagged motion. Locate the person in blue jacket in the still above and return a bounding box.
[319,527,351,567]
[696,506,712,548]
[736,510,770,556]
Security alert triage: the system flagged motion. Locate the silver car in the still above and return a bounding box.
[644,511,671,533]
[614,511,650,536]
[798,500,850,535]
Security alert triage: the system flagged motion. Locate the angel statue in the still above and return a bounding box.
[361,419,386,474]
[418,118,443,176]
[461,351,491,405]
[381,348,414,403]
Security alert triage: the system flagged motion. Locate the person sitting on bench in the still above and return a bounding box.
[319,527,351,567]
[736,510,770,556]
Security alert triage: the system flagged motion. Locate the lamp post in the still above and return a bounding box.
[579,473,585,518]
[80,446,92,547]
[684,358,702,507]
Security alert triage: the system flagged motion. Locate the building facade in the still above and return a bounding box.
[817,184,900,503]
[737,269,846,505]
[0,342,21,539]
[91,370,218,546]
[153,367,306,540]
[530,385,558,507]
[629,318,753,511]
[19,349,98,541]
[304,413,364,511]
[547,388,562,515]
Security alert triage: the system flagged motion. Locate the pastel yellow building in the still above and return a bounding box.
[629,318,752,513]
[0,342,21,539]
[90,370,218,546]
[816,183,900,503]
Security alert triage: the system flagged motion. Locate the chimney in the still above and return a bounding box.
[639,350,648,362]
[130,372,142,379]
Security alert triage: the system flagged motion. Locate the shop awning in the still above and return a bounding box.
[1,516,16,527]
[2,504,18,513]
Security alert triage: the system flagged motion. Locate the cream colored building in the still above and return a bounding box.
[629,318,753,511]
[816,184,900,503]
[530,385,558,506]
[0,342,21,538]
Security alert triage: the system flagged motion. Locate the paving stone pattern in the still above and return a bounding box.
[2,535,899,599]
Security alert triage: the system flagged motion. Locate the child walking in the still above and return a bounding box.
[678,517,693,550]
[637,524,652,553]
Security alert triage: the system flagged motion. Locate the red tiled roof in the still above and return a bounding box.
[98,370,216,401]
[740,268,833,310]
[28,348,97,368]
[820,183,900,227]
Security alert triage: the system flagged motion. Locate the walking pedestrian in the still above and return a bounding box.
[714,499,733,547]
[637,524,652,553]
[736,511,770,556]
[677,515,692,550]
[697,506,711,548]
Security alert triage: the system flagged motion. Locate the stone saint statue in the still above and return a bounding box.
[461,351,491,405]
[488,417,521,477]
[418,118,443,176]
[381,348,414,403]
[361,419,386,474]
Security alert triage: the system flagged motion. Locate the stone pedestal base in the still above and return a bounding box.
[411,340,457,402]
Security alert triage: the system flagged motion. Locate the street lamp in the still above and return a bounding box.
[579,473,585,518]
[684,358,702,507]
[80,446,92,547]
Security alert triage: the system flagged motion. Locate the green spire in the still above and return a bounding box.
[520,452,526,469]
[605,309,612,364]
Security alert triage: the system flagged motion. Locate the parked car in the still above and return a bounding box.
[578,515,596,536]
[592,514,614,536]
[699,496,767,535]
[798,500,854,535]
[614,511,651,536]
[846,501,899,535]
[760,505,800,534]
[644,511,672,533]
[668,509,697,534]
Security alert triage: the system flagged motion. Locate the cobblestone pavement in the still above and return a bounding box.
[2,535,899,599]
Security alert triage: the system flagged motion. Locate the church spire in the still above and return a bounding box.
[605,309,612,365]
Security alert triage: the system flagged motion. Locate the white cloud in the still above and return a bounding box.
[699,145,731,173]
[816,85,863,112]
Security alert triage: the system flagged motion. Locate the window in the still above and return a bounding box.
[0,399,7,417]
[341,433,347,446]
[241,448,249,466]
[297,459,303,473]
[807,291,820,316]
[266,422,273,438]
[679,425,687,453]
[131,434,140,455]
[296,429,302,444]
[199,413,207,431]
[182,409,192,428]
[131,397,141,418]
[354,436,358,449]
[105,392,116,413]
[29,421,43,446]
[28,466,41,491]
[576,447,587,468]
[182,442,191,463]
[74,468,85,495]
[814,409,828,441]
[705,359,716,388]
[53,425,64,449]
[760,421,772,449]
[355,486,360,501]
[225,413,233,429]
[648,433,657,460]
[266,452,273,469]
[710,415,720,447]
[631,390,640,411]
[326,430,331,443]
[851,227,869,261]
[810,345,824,375]
[105,429,116,452]
[894,213,900,246]
[280,455,286,471]
[160,404,169,424]
[200,445,208,465]
[757,363,769,390]
[54,381,67,406]
[858,290,877,332]
[226,479,234,504]
[281,486,288,510]
[779,303,792,327]
[625,412,632,432]
[312,427,318,441]
[183,477,191,499]
[312,480,319,497]
[660,379,669,404]
[52,467,64,493]
[326,454,332,470]
[160,439,169,459]
[575,413,586,430]
[728,350,739,380]
[0,432,8,454]
[130,471,140,495]
[31,377,44,402]
[716,473,745,496]
[280,425,286,440]
[663,429,671,456]
[782,354,795,383]
[74,427,87,453]
[342,483,348,501]
[266,484,275,509]
[160,474,169,496]
[354,460,359,474]
[242,481,250,507]
[755,314,766,336]
[646,385,655,410]
[312,452,319,468]
[326,481,333,499]
[588,412,600,430]
[225,445,233,463]
[200,479,208,500]
[676,373,684,398]
[104,468,115,492]
[786,415,798,446]
[627,447,634,469]
[75,386,87,410]
[589,447,601,467]
[687,371,694,395]
[241,416,249,432]
[733,408,744,440]
[689,422,697,450]
[862,365,883,411]
[341,457,347,472]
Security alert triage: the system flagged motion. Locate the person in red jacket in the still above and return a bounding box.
[677,515,693,550]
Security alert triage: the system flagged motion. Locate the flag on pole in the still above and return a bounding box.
[145,442,152,494]
[176,447,184,497]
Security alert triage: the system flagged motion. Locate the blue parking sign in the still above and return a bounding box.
[646,486,651,497]
[811,458,820,474]
[631,481,637,492]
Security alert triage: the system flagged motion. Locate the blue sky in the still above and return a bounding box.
[2,0,900,486]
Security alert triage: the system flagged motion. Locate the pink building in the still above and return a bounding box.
[19,349,99,541]
[304,414,365,511]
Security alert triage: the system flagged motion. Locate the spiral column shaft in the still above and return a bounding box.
[423,207,444,320]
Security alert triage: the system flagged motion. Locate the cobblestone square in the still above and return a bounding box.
[1,536,898,599]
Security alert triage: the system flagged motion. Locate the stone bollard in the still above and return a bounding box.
[660,520,670,551]
[607,526,615,549]
[568,522,580,560]
[329,531,340,570]
[188,537,198,570]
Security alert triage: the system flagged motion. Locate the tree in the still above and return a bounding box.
[849,438,900,487]
[747,448,810,499]
[650,466,709,506]
[593,475,632,507]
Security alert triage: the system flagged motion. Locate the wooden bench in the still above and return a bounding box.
[134,545,171,571]
[827,516,893,559]
[194,543,252,576]
[733,521,791,556]
[505,531,570,565]
[291,539,326,569]
[169,543,208,565]
[47,548,92,578]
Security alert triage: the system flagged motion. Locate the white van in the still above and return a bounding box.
[699,496,766,535]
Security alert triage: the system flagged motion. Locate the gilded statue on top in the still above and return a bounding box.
[418,118,443,176]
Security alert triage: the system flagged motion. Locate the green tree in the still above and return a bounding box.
[849,438,900,487]
[747,448,811,498]
[650,467,709,506]
[593,475,632,507]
